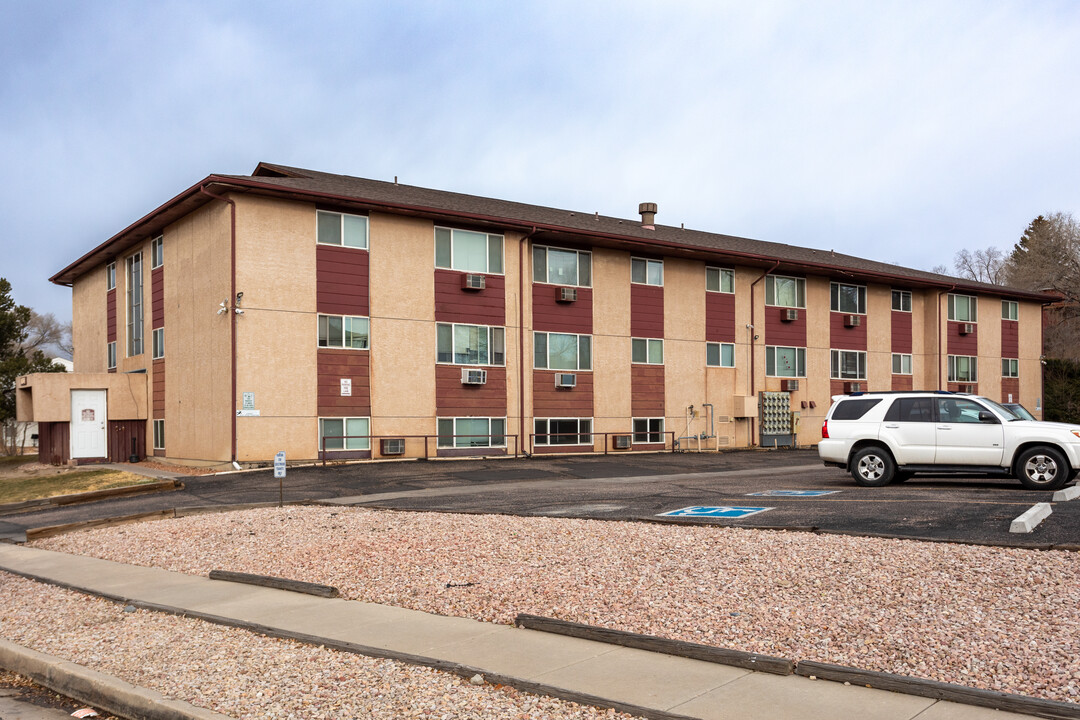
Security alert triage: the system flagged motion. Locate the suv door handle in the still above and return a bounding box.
[884,424,899,429]
[937,426,951,430]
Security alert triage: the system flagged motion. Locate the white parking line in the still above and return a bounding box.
[1009,503,1052,534]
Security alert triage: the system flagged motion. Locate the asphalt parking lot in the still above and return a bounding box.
[3,449,1077,548]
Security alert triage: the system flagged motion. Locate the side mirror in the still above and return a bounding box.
[978,412,997,423]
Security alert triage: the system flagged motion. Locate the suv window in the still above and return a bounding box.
[937,398,996,424]
[831,399,881,420]
[884,397,935,422]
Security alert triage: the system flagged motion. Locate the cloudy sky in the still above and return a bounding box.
[3,1,1079,321]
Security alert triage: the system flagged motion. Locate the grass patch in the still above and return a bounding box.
[0,470,155,505]
[0,455,38,468]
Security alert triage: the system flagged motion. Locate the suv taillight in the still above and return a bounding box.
[821,420,829,439]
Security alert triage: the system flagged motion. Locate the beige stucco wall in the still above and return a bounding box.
[15,372,146,423]
[592,248,632,440]
[1018,300,1044,417]
[663,258,706,444]
[71,265,108,373]
[866,284,892,392]
[919,289,944,389]
[977,294,1002,400]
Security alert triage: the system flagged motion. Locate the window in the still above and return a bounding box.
[633,418,664,444]
[891,290,912,312]
[892,353,912,375]
[631,257,663,286]
[126,253,143,356]
[765,275,806,308]
[152,420,165,450]
[437,324,505,366]
[884,397,935,422]
[765,346,806,377]
[948,355,978,382]
[948,294,977,322]
[534,332,591,370]
[831,282,866,314]
[152,328,164,360]
[150,236,163,269]
[534,418,592,446]
[831,399,882,420]
[937,397,992,424]
[1002,300,1019,321]
[437,417,506,448]
[1002,358,1019,378]
[318,315,369,349]
[533,246,591,287]
[107,342,116,370]
[435,227,502,274]
[106,263,116,291]
[706,342,735,367]
[631,338,664,364]
[320,417,370,451]
[706,267,734,293]
[831,349,867,380]
[317,210,369,249]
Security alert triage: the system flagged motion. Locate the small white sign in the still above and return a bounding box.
[274,451,286,478]
[242,392,255,411]
[236,409,260,417]
[340,378,352,396]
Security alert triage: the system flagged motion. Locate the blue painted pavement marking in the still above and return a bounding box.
[659,506,773,519]
[745,490,841,497]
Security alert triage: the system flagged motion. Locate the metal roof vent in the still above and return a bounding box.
[638,202,657,229]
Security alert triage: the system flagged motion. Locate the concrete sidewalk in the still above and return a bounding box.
[0,544,1039,720]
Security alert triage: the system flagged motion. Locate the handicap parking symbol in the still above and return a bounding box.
[745,490,840,497]
[659,506,773,519]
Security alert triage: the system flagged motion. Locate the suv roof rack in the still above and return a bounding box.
[847,390,957,397]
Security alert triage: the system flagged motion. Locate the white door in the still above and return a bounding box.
[71,390,107,459]
[934,397,1004,466]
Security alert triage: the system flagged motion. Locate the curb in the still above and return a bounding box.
[1053,486,1080,502]
[0,638,233,720]
[0,480,183,517]
[208,569,339,598]
[1010,503,1052,534]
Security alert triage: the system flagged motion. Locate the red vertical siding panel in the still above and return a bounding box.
[317,350,372,416]
[151,266,164,327]
[316,245,369,316]
[891,375,913,391]
[630,285,664,338]
[532,286,592,333]
[106,290,117,343]
[763,307,807,346]
[891,311,912,353]
[532,371,594,416]
[631,365,665,416]
[947,322,978,355]
[1001,378,1021,403]
[829,313,867,351]
[435,366,508,416]
[434,270,506,325]
[705,293,736,343]
[1001,320,1019,358]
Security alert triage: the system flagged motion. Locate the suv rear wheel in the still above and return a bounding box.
[850,446,895,487]
[1016,446,1071,491]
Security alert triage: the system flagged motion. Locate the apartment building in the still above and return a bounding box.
[16,163,1050,465]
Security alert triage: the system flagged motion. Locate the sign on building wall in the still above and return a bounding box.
[340,378,352,396]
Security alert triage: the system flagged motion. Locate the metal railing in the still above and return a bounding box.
[530,431,676,455]
[320,434,520,465]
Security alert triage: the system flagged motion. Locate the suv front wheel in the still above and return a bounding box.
[1015,446,1071,491]
[850,446,895,487]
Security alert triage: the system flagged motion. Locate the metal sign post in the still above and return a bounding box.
[274,451,286,507]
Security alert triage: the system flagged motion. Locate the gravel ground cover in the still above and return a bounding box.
[33,506,1080,704]
[0,574,637,719]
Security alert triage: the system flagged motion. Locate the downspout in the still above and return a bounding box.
[936,284,956,390]
[749,260,781,447]
[199,186,238,466]
[519,227,540,455]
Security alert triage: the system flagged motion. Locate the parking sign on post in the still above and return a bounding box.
[274,451,285,507]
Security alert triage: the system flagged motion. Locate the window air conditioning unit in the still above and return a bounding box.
[844,314,861,328]
[959,323,975,335]
[781,308,799,322]
[843,382,863,393]
[461,368,487,385]
[612,434,632,450]
[556,287,578,303]
[781,379,799,391]
[462,274,486,291]
[381,438,406,455]
[555,373,576,388]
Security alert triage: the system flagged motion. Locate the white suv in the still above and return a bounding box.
[818,392,1080,490]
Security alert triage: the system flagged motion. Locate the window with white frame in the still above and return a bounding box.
[831,349,867,380]
[633,418,664,444]
[765,346,806,377]
[533,245,591,287]
[319,417,371,451]
[437,324,505,366]
[706,342,735,367]
[534,418,592,446]
[152,328,164,360]
[106,263,116,291]
[706,267,734,293]
[107,342,116,370]
[153,420,165,450]
[631,338,664,364]
[1002,358,1019,378]
[126,253,143,356]
[892,353,912,375]
[1002,300,1019,321]
[948,294,977,322]
[150,236,163,269]
[534,332,591,370]
[318,315,369,349]
[317,210,369,249]
[892,289,912,312]
[437,417,506,448]
[631,257,663,286]
[435,227,503,274]
[831,282,866,314]
[948,355,978,382]
[765,275,806,308]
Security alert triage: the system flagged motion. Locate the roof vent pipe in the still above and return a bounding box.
[638,202,657,229]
